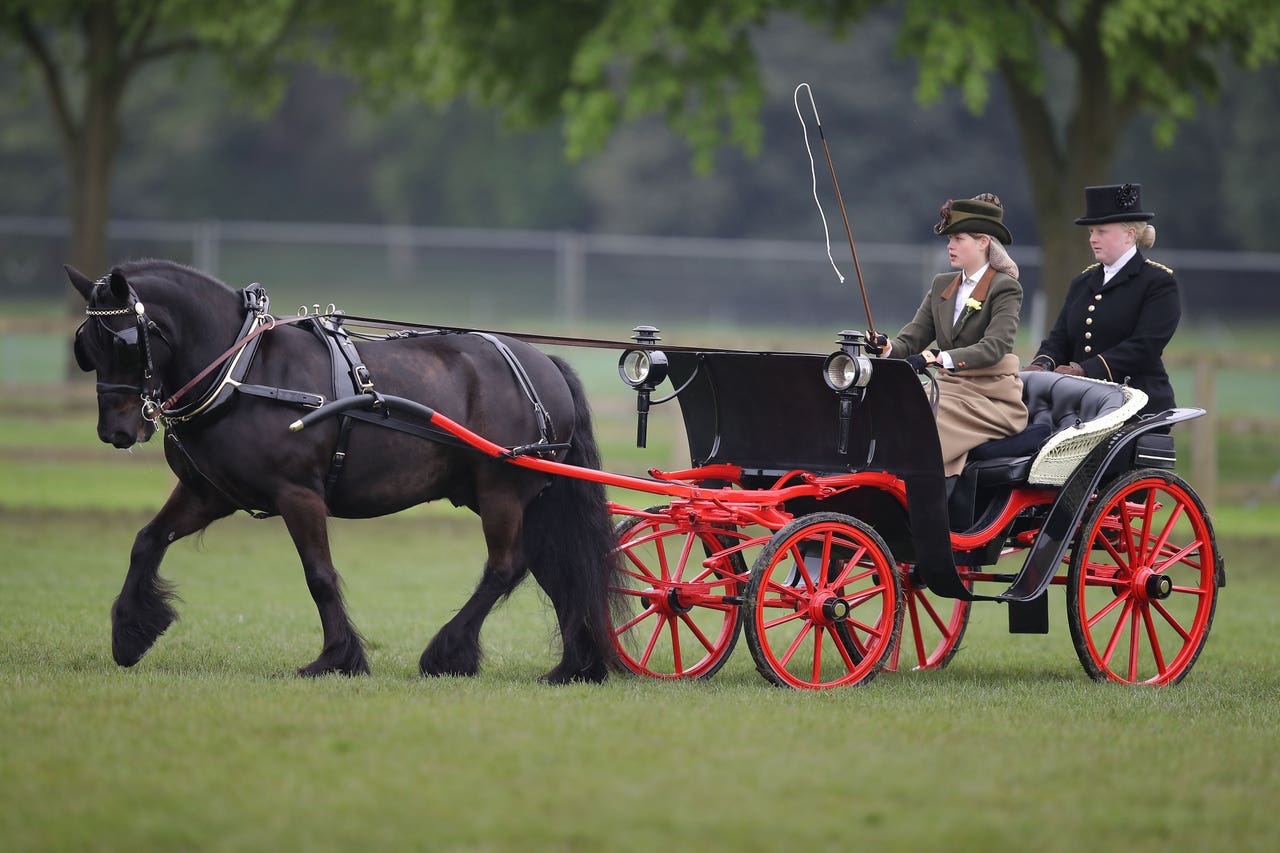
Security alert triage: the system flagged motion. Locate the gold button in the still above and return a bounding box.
[1084,346,1092,353]
[1085,332,1092,339]
[1086,318,1093,325]
[1088,305,1095,312]
[1095,294,1102,301]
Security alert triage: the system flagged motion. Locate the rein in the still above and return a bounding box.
[158,312,308,419]
[337,314,825,357]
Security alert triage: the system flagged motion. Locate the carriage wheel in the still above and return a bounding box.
[743,513,901,689]
[611,510,747,679]
[888,564,971,672]
[1066,470,1220,685]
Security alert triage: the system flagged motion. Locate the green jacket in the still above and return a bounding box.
[888,266,1022,371]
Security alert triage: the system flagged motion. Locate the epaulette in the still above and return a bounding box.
[1145,258,1174,275]
[1080,262,1101,274]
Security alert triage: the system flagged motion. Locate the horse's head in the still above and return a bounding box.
[69,264,163,448]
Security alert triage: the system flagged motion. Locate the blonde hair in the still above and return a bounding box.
[1117,220,1157,249]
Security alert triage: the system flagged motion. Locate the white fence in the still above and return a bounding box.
[4,216,1279,343]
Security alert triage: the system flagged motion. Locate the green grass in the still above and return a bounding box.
[2,510,1278,851]
[2,310,1278,849]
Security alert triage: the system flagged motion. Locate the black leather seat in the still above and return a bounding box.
[950,372,1135,530]
[970,371,1134,464]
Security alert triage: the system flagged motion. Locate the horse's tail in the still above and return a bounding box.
[522,355,624,680]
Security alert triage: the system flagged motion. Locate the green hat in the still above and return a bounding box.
[934,195,1013,245]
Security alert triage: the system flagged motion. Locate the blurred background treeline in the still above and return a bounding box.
[3,11,1278,251]
[2,4,1278,508]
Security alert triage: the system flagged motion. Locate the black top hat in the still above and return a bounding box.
[934,195,1013,245]
[1075,183,1154,225]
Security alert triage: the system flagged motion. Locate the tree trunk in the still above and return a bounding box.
[60,5,126,377]
[999,31,1132,332]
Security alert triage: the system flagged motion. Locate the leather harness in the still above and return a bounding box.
[150,285,563,510]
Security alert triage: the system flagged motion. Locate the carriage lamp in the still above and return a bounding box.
[619,326,668,448]
[822,330,873,393]
[823,330,874,454]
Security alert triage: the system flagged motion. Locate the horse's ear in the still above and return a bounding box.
[65,264,96,301]
[108,268,130,303]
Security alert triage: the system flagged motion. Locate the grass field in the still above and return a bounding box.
[2,310,1279,850]
[3,508,1278,851]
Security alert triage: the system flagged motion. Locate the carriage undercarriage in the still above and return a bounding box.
[608,464,1220,688]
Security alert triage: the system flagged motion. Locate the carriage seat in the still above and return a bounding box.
[966,372,1149,488]
[949,374,1147,531]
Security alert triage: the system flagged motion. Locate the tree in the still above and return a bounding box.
[7,0,1279,321]
[896,0,1280,308]
[331,0,1280,309]
[0,1,307,300]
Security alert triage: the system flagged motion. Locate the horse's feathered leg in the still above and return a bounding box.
[113,482,234,667]
[277,487,369,676]
[420,488,528,678]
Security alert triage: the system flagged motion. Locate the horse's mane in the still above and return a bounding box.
[114,258,234,293]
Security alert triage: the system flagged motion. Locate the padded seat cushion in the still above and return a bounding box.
[967,455,1034,489]
[968,423,1052,461]
[968,371,1133,463]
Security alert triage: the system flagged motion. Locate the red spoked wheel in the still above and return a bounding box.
[888,563,971,672]
[611,509,748,679]
[743,513,901,689]
[1067,470,1221,685]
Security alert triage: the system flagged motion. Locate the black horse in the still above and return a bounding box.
[69,259,622,682]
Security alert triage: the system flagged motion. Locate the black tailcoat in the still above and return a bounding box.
[1033,250,1180,415]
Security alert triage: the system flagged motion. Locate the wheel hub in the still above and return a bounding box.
[1144,573,1173,600]
[665,587,693,615]
[820,595,850,622]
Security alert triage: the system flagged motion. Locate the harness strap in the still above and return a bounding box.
[161,311,308,419]
[230,382,324,408]
[469,332,558,446]
[308,314,377,500]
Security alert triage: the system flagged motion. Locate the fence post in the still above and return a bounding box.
[193,220,221,276]
[1191,354,1217,512]
[556,231,585,324]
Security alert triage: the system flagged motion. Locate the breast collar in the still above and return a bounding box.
[157,285,305,425]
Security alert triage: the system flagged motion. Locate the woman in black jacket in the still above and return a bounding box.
[1026,183,1180,416]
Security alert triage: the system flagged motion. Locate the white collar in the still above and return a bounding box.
[960,263,989,287]
[1103,247,1138,283]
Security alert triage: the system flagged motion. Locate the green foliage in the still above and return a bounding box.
[307,0,775,173]
[898,0,1280,147]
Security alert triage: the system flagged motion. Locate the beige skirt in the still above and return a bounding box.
[933,353,1029,477]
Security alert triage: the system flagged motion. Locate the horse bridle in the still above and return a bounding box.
[75,281,171,418]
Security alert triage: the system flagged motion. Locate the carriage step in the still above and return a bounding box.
[1006,593,1049,634]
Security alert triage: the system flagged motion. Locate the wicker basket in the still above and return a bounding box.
[1026,379,1149,486]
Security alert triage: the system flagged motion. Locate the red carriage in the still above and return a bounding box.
[603,328,1222,687]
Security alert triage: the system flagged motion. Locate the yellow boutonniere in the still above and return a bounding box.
[959,296,983,324]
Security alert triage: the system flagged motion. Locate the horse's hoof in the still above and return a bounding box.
[419,642,481,678]
[419,662,479,678]
[539,662,608,685]
[297,659,369,677]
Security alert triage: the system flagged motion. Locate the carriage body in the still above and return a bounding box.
[606,337,1223,688]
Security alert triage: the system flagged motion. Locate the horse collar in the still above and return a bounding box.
[158,286,277,426]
